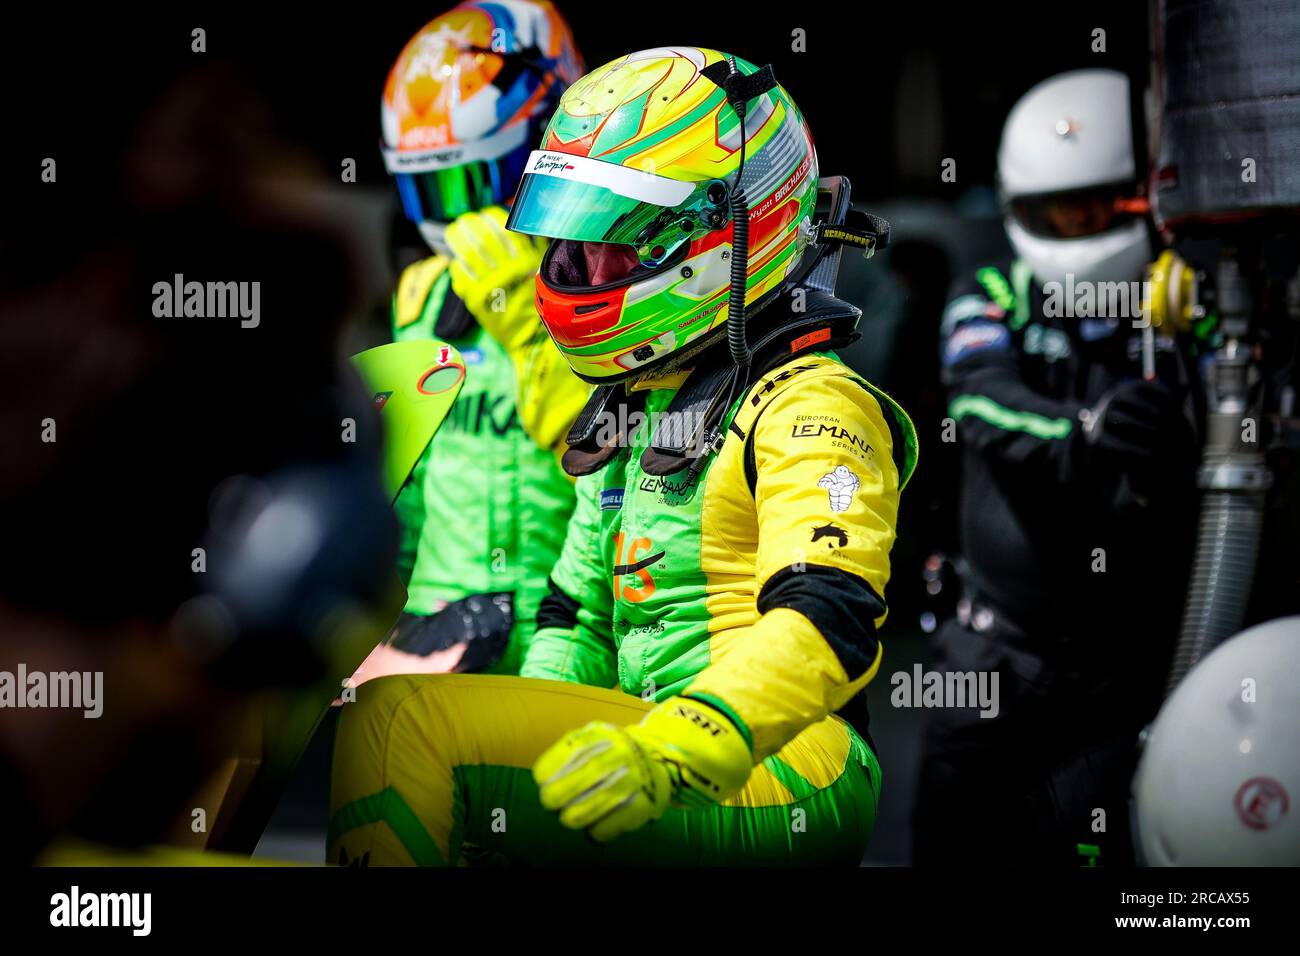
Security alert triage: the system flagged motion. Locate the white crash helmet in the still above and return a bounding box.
[1133,616,1300,866]
[998,69,1153,287]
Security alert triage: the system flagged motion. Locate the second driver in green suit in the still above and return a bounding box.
[357,2,591,679]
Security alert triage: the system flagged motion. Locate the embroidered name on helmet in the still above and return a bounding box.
[389,146,463,168]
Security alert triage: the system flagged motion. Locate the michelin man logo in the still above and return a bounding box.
[818,465,860,513]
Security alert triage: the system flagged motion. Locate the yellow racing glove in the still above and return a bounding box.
[445,205,544,331]
[445,205,589,454]
[532,697,754,842]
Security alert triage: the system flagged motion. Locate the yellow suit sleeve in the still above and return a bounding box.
[444,207,590,458]
[487,309,591,457]
[686,372,901,761]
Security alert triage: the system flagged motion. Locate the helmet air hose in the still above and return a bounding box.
[724,55,753,369]
[685,56,780,478]
[698,56,779,369]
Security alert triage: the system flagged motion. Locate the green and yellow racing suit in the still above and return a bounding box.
[331,348,917,864]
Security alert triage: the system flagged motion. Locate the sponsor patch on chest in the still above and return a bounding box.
[943,320,1011,366]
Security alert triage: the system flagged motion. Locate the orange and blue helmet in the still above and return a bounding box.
[381,1,582,237]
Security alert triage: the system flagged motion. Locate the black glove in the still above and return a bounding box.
[1081,380,1187,466]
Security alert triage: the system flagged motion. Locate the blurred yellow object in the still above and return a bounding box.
[37,838,295,867]
[446,206,590,458]
[1143,249,1198,334]
[393,257,449,330]
[446,206,543,332]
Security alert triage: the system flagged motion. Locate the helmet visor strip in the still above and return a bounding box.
[392,148,531,224]
[506,151,729,268]
[383,122,533,223]
[1008,181,1142,240]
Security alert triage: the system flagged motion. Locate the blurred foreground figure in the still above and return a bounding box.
[0,58,394,863]
[914,69,1205,865]
[329,47,914,865]
[354,0,589,682]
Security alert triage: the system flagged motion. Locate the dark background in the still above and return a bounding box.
[4,2,1147,197]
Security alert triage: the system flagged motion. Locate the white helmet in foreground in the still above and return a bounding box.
[998,68,1153,287]
[1134,617,1300,866]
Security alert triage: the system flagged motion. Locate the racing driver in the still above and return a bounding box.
[329,47,916,865]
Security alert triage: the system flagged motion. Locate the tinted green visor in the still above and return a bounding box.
[506,151,730,268]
